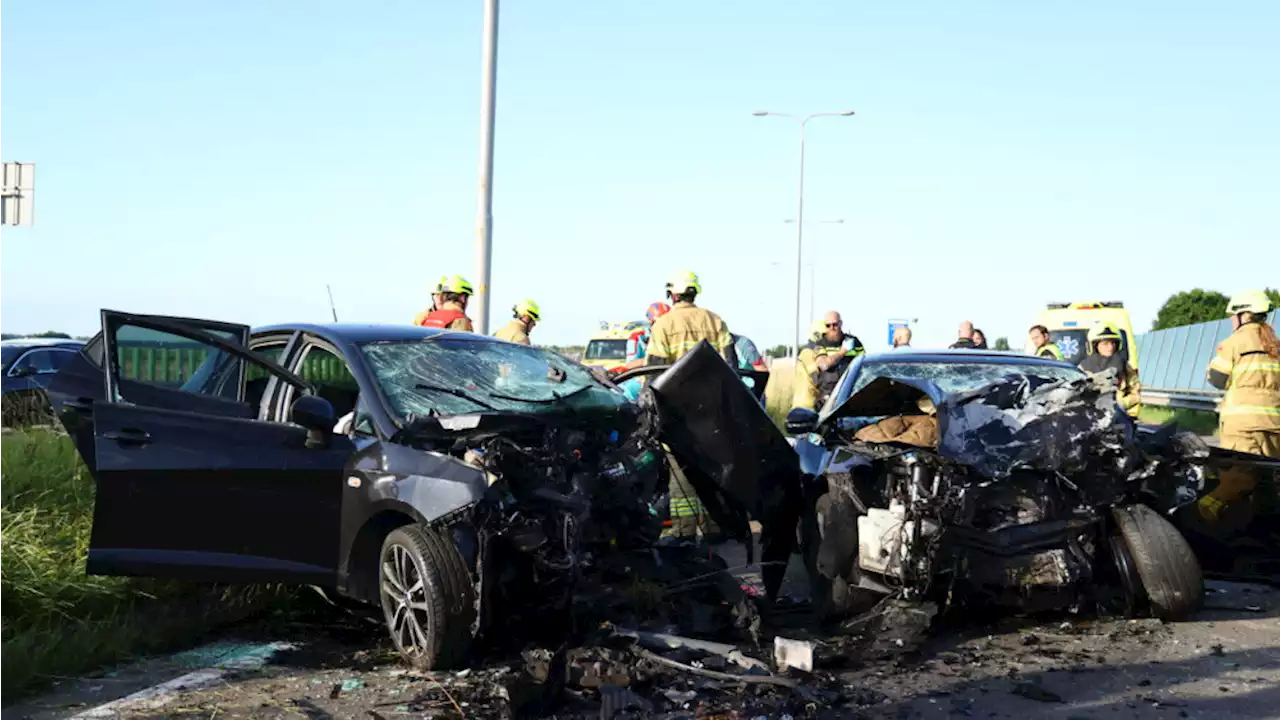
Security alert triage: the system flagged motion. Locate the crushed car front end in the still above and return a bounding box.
[800,353,1208,625]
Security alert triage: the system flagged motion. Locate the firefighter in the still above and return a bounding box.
[1029,324,1064,360]
[645,271,736,545]
[645,270,737,367]
[494,299,540,345]
[412,276,449,325]
[415,275,474,331]
[792,312,865,411]
[1079,323,1141,417]
[1198,290,1280,522]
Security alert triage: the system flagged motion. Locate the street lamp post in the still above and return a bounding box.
[784,218,845,323]
[474,0,500,334]
[753,110,855,357]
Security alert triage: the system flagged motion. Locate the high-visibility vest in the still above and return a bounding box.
[416,308,468,329]
[1038,343,1064,361]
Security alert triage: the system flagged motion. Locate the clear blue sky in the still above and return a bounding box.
[3,1,1277,348]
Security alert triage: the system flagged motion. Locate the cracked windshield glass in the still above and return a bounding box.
[361,338,626,419]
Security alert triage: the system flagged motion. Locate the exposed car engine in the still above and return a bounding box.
[451,415,669,642]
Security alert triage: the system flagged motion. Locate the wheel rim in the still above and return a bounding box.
[381,544,432,659]
[1108,533,1143,615]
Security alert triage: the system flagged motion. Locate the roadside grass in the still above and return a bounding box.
[1,428,294,701]
[1138,406,1219,437]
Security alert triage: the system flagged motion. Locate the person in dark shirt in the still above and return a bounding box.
[950,320,977,349]
[972,328,989,349]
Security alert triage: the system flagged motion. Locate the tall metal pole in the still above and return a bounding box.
[474,0,500,334]
[753,109,854,357]
[793,121,807,358]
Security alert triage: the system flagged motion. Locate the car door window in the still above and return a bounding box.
[109,321,288,419]
[9,349,74,376]
[290,345,360,424]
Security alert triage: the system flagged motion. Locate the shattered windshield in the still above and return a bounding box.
[842,360,1087,412]
[361,338,628,420]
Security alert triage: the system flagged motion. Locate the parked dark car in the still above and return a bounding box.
[2,337,86,426]
[787,350,1216,625]
[46,311,786,670]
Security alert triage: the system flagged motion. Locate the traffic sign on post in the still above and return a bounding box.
[2,162,36,226]
[887,318,910,347]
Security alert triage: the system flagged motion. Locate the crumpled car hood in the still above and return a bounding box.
[830,372,1143,482]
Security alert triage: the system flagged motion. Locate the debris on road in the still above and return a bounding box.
[774,637,815,673]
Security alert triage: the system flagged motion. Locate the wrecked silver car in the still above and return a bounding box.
[789,351,1218,626]
[46,312,787,671]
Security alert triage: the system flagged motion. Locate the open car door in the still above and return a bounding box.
[637,342,801,545]
[48,310,355,586]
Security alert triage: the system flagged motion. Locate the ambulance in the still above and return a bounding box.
[1027,301,1140,373]
[581,321,646,372]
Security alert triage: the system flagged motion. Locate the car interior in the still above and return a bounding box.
[295,345,360,423]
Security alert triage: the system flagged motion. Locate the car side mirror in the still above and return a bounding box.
[10,366,36,378]
[292,394,336,448]
[785,407,820,435]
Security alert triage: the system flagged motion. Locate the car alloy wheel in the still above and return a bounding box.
[381,542,434,662]
[377,524,475,670]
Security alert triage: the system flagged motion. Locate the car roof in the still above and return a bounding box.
[860,349,1078,369]
[251,322,506,346]
[1,338,86,348]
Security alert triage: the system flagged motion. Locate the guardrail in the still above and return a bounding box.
[1140,387,1222,413]
[1134,309,1277,414]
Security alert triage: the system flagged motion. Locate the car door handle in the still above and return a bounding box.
[103,429,152,446]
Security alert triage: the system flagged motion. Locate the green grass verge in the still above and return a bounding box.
[1,429,293,702]
[1138,405,1220,437]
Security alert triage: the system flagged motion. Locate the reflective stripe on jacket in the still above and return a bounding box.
[645,302,734,365]
[1037,343,1064,361]
[1208,323,1280,432]
[792,336,863,410]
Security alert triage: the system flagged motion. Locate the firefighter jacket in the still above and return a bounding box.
[644,302,736,366]
[415,306,474,331]
[792,334,864,410]
[1116,366,1142,417]
[1037,343,1065,361]
[493,320,531,345]
[1207,322,1280,433]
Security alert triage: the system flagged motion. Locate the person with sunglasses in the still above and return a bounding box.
[793,311,865,411]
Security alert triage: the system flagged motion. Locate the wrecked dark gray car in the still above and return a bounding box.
[47,312,789,671]
[788,351,1246,626]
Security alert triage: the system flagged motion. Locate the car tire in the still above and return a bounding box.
[378,524,476,670]
[1111,504,1204,621]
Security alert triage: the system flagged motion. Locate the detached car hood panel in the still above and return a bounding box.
[648,342,801,541]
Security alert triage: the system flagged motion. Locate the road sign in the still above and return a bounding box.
[887,318,911,347]
[2,162,36,226]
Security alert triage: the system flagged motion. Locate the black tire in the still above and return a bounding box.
[1111,504,1204,621]
[378,524,476,670]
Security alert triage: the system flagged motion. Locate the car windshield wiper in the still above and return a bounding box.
[414,383,496,410]
[488,384,593,405]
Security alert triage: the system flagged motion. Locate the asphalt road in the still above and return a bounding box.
[7,556,1278,720]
